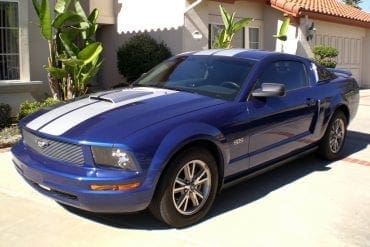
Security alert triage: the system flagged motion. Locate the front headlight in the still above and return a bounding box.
[91,146,139,172]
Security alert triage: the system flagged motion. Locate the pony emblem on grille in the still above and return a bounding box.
[36,139,50,149]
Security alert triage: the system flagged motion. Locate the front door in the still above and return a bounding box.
[246,60,318,167]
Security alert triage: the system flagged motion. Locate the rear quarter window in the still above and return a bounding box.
[315,63,337,83]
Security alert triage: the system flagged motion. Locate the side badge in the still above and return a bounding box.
[233,138,245,146]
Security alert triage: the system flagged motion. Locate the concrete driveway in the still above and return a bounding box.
[1,91,370,247]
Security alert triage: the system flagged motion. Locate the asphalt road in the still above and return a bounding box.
[0,91,369,247]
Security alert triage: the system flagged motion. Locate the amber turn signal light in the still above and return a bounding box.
[90,182,140,191]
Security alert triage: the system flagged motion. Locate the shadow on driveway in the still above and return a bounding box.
[61,130,369,230]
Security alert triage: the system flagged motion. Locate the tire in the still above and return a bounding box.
[149,148,219,228]
[318,111,348,160]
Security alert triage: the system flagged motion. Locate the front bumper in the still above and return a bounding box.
[11,142,154,213]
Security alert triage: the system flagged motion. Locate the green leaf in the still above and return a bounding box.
[74,0,87,20]
[40,0,52,40]
[62,28,80,40]
[45,66,68,79]
[219,5,230,31]
[53,13,85,29]
[59,33,79,56]
[79,21,90,39]
[32,0,41,18]
[274,17,290,41]
[59,57,85,67]
[77,42,103,65]
[87,24,98,39]
[80,59,102,85]
[88,8,99,23]
[233,18,253,33]
[55,0,72,14]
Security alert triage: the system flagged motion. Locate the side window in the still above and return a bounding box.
[316,64,336,82]
[259,61,308,91]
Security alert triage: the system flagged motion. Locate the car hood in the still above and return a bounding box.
[24,87,226,143]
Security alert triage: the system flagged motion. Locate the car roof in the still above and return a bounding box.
[181,49,307,62]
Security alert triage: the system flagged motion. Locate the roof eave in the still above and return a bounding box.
[300,10,370,29]
[270,3,300,17]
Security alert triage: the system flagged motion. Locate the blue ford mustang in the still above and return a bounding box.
[12,49,359,227]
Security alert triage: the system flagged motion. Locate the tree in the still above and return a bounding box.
[32,0,103,100]
[343,0,362,9]
[213,5,253,49]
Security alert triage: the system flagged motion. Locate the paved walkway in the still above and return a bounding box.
[0,90,369,247]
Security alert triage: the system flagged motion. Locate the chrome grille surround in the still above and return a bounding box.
[22,129,85,166]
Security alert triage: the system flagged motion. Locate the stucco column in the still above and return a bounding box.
[362,30,370,88]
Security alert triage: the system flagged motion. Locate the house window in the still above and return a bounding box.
[248,27,260,49]
[0,0,19,80]
[208,24,245,49]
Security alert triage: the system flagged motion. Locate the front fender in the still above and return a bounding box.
[145,122,227,190]
[153,122,227,171]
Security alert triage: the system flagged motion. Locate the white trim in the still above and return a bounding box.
[18,0,30,81]
[185,0,202,13]
[0,0,30,81]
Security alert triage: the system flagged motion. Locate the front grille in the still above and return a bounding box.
[22,129,85,166]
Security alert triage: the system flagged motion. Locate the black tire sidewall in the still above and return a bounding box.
[319,111,347,160]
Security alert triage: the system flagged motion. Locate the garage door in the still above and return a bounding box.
[313,34,363,83]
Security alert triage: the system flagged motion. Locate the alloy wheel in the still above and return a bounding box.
[172,160,212,216]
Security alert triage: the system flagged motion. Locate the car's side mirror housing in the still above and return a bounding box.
[251,83,286,98]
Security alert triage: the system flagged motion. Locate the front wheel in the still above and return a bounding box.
[149,148,218,228]
[318,111,347,160]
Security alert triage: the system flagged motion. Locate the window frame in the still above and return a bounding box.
[0,0,29,82]
[245,20,263,50]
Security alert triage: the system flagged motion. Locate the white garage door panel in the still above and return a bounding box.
[314,33,362,82]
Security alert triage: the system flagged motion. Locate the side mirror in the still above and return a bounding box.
[251,83,286,98]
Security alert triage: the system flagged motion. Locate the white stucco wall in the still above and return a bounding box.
[28,3,50,83]
[263,6,280,51]
[362,30,370,88]
[183,0,265,51]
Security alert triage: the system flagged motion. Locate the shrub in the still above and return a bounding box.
[0,126,20,148]
[0,103,11,129]
[117,34,172,83]
[312,45,339,68]
[18,97,59,121]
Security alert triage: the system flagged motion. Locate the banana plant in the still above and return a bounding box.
[213,5,253,49]
[273,16,290,41]
[32,0,103,100]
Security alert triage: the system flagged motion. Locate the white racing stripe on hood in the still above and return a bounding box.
[30,87,176,136]
[26,97,95,131]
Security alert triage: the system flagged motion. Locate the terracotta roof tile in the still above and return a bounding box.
[270,0,370,25]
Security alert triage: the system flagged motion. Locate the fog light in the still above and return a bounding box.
[90,182,141,191]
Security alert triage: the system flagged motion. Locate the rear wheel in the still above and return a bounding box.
[318,111,347,160]
[149,148,218,228]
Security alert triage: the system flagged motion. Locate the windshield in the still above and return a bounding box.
[135,55,256,101]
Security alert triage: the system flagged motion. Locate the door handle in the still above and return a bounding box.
[306,98,316,106]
